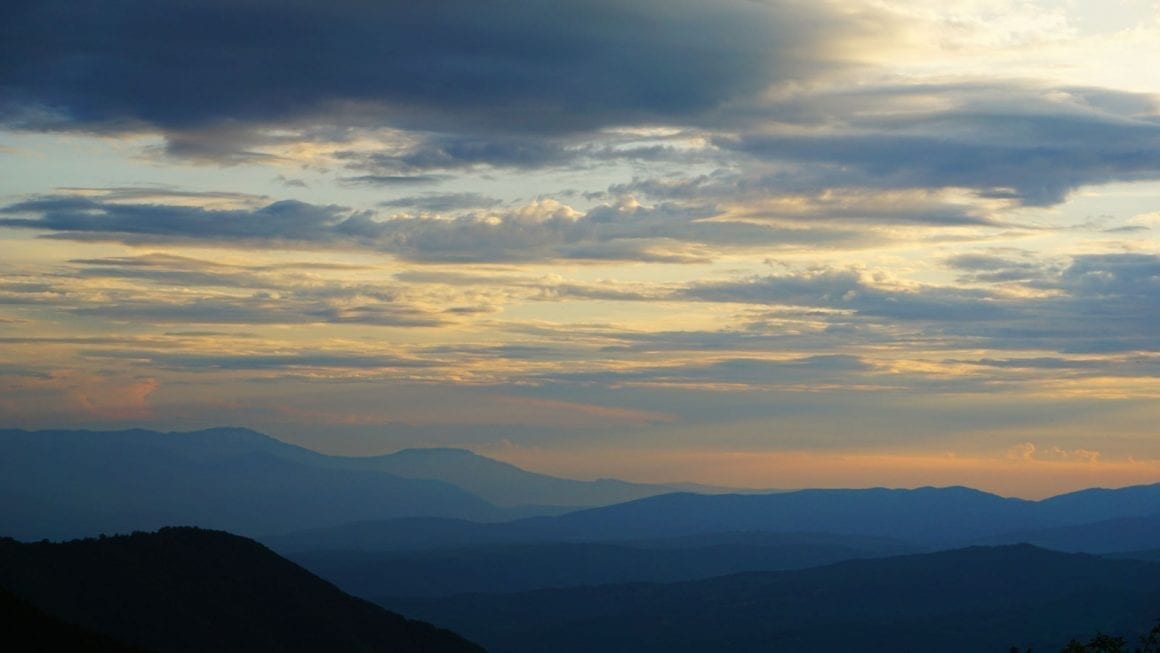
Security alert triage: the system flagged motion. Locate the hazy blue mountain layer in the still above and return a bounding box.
[0,429,505,539]
[267,482,1160,554]
[383,545,1160,653]
[0,427,729,540]
[287,531,921,598]
[331,445,730,507]
[974,513,1160,553]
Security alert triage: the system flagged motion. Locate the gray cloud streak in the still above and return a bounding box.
[684,253,1160,354]
[0,195,869,263]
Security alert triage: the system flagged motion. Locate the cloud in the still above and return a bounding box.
[0,0,857,141]
[380,193,503,212]
[1052,252,1160,298]
[717,84,1160,206]
[537,354,879,390]
[0,196,355,245]
[338,175,446,187]
[685,267,1018,322]
[87,350,438,373]
[1,194,868,263]
[945,252,1055,283]
[68,296,448,328]
[958,356,1159,379]
[349,136,575,172]
[682,252,1160,354]
[1006,442,1101,464]
[0,253,459,328]
[338,129,721,174]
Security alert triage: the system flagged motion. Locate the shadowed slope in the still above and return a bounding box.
[0,527,485,653]
[384,545,1160,653]
[268,486,1050,552]
[287,532,920,598]
[0,585,152,652]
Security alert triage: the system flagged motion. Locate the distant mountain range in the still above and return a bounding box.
[972,513,1160,553]
[287,532,921,598]
[0,527,484,653]
[383,545,1160,653]
[3,426,1159,653]
[265,483,1160,553]
[330,445,730,507]
[266,483,1160,602]
[0,428,502,539]
[0,427,710,540]
[6,426,1157,564]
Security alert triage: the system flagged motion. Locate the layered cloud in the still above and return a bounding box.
[2,1,1158,489]
[718,85,1160,206]
[684,253,1160,354]
[0,193,873,263]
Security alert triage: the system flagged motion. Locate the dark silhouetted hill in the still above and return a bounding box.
[383,545,1160,653]
[0,585,153,652]
[0,527,485,653]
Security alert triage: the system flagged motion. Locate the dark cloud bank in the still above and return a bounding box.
[4,1,1160,201]
[0,0,828,135]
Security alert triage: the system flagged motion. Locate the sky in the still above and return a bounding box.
[1,0,1158,499]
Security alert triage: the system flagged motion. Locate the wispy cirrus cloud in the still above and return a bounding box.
[0,252,462,328]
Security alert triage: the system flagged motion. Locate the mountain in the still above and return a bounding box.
[0,427,742,540]
[1038,484,1160,523]
[1,585,151,652]
[0,429,505,540]
[286,532,920,598]
[530,486,1045,544]
[383,545,1160,653]
[977,513,1160,554]
[1110,549,1160,562]
[330,446,727,508]
[266,479,1160,559]
[267,485,1048,552]
[0,527,485,653]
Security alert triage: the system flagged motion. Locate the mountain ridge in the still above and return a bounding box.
[383,544,1160,653]
[0,427,749,540]
[0,526,485,653]
[0,428,505,540]
[265,481,1160,554]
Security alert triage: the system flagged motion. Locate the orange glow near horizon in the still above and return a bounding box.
[483,446,1160,500]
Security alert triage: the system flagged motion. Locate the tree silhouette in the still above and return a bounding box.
[1059,619,1160,653]
[1141,620,1160,653]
